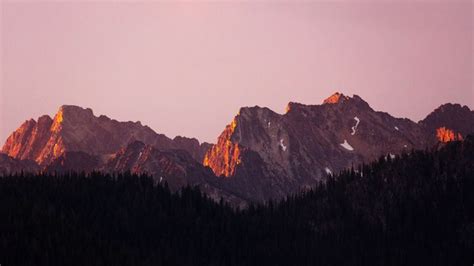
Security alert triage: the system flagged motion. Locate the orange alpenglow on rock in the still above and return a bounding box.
[323,92,350,104]
[436,127,463,143]
[203,118,242,177]
[51,107,64,132]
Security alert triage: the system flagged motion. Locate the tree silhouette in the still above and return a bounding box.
[0,136,473,266]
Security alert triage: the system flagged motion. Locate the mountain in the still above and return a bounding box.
[1,94,473,203]
[102,141,245,206]
[44,151,100,173]
[103,141,203,189]
[420,103,474,143]
[0,153,40,175]
[1,105,211,166]
[203,93,472,201]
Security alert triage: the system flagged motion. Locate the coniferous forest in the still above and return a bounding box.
[1,136,473,266]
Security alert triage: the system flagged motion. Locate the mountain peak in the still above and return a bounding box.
[38,115,53,124]
[285,102,304,113]
[419,102,474,143]
[56,105,94,119]
[51,105,94,131]
[2,104,212,166]
[323,92,350,104]
[434,103,471,114]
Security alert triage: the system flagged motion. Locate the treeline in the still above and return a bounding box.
[1,136,473,266]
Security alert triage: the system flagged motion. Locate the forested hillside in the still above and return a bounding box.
[1,136,473,266]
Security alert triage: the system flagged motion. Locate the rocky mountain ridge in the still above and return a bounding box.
[203,93,473,201]
[419,103,474,143]
[2,105,211,166]
[1,93,473,203]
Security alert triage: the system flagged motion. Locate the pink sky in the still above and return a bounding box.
[1,1,472,144]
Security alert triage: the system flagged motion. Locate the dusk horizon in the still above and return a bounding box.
[1,1,472,144]
[1,1,473,265]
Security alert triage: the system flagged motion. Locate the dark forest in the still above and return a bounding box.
[1,136,473,266]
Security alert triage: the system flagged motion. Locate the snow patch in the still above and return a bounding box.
[394,126,399,131]
[268,121,271,127]
[340,139,354,151]
[351,116,360,135]
[403,144,408,148]
[159,176,163,183]
[389,153,396,159]
[279,139,287,151]
[324,167,332,175]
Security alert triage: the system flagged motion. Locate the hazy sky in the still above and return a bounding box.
[1,1,472,144]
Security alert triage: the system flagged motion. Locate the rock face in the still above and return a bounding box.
[171,136,212,163]
[103,141,211,190]
[203,119,243,177]
[419,103,474,143]
[435,127,463,143]
[203,93,471,201]
[44,151,100,173]
[102,141,246,206]
[2,105,211,166]
[1,116,54,164]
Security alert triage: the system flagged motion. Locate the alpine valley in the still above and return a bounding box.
[1,93,473,204]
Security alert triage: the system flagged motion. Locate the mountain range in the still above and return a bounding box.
[1,92,473,203]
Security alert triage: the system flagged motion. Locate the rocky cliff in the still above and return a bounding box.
[2,105,210,166]
[419,103,474,143]
[203,93,470,201]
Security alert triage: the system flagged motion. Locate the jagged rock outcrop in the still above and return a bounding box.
[322,92,350,104]
[204,93,440,201]
[172,136,212,163]
[435,127,463,143]
[1,116,53,163]
[2,105,211,166]
[203,119,243,177]
[103,141,246,207]
[420,103,474,143]
[103,141,202,190]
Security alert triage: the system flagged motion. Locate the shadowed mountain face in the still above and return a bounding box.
[44,151,100,173]
[100,141,245,206]
[203,93,473,201]
[1,93,473,203]
[419,103,474,143]
[103,141,212,191]
[0,153,40,175]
